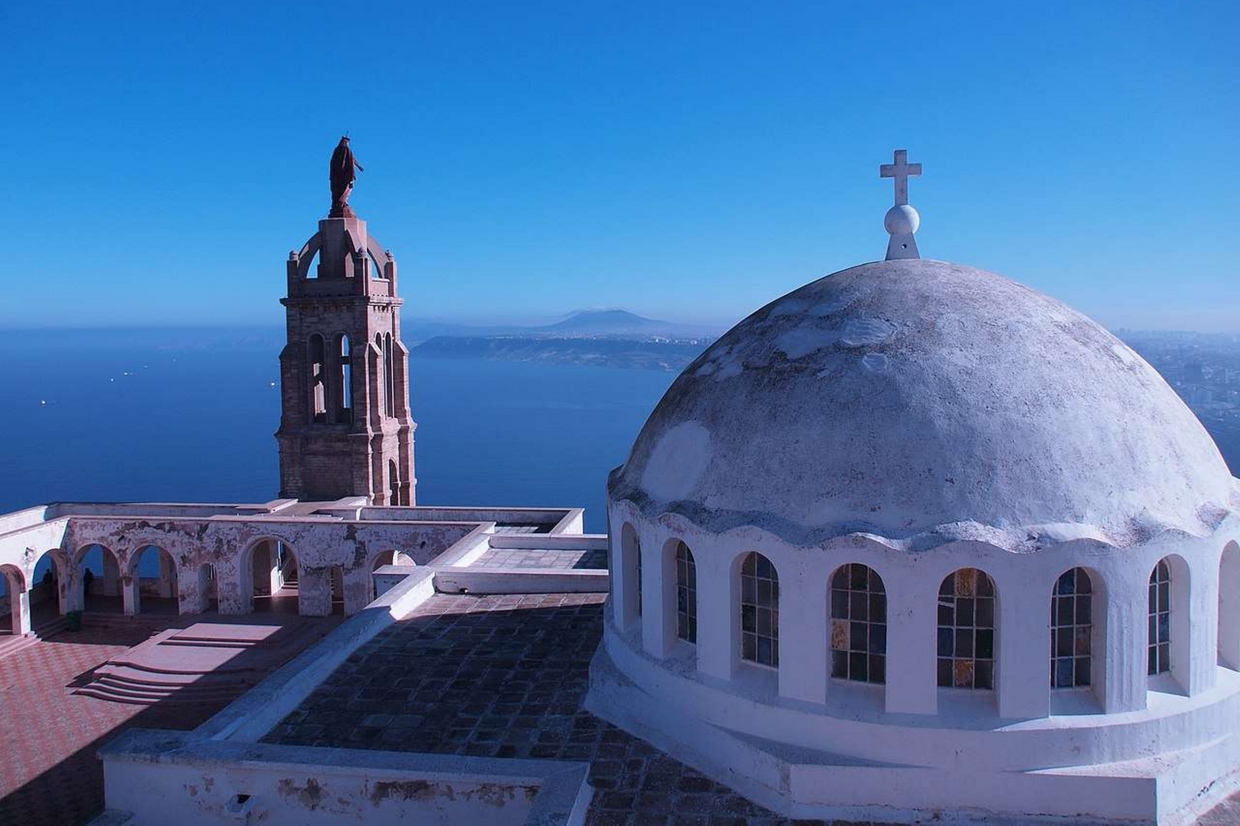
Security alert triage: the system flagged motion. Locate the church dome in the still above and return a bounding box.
[610,258,1236,548]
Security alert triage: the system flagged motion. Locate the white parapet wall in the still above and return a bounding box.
[95,731,592,826]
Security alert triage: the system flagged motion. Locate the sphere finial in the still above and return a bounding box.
[879,149,922,260]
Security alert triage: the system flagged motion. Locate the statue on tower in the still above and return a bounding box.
[329,136,364,217]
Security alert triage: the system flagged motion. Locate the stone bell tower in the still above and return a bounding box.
[275,140,416,504]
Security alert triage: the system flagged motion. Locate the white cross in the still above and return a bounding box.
[880,149,922,206]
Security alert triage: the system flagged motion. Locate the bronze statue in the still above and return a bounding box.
[329,136,364,216]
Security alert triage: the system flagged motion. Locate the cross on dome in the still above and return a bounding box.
[880,149,921,207]
[879,149,922,261]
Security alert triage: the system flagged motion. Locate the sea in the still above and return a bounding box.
[5,327,1240,583]
[1,328,674,535]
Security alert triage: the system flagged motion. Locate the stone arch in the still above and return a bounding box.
[369,549,412,600]
[1149,554,1191,690]
[125,545,179,616]
[29,547,71,622]
[617,522,642,628]
[737,551,780,669]
[0,564,27,635]
[76,543,124,613]
[1050,566,1107,699]
[828,562,887,685]
[1220,543,1240,670]
[937,567,997,691]
[239,537,300,615]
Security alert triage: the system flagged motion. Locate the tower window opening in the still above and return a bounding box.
[384,333,395,418]
[309,334,327,423]
[336,334,352,423]
[1149,559,1172,675]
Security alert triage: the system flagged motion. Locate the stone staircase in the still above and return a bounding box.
[73,620,323,706]
[0,617,69,662]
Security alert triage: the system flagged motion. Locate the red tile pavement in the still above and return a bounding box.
[0,614,337,826]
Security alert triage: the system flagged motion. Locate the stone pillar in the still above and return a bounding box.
[1184,554,1215,696]
[884,574,937,714]
[1104,579,1148,713]
[122,575,140,616]
[298,569,332,616]
[613,526,641,629]
[158,552,176,599]
[102,552,120,597]
[13,588,31,636]
[997,584,1051,719]
[698,554,737,681]
[779,571,827,704]
[642,536,675,659]
[343,567,372,616]
[178,567,208,616]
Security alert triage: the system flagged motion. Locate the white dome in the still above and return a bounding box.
[610,258,1236,548]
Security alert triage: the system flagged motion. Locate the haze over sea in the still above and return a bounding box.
[6,327,1240,541]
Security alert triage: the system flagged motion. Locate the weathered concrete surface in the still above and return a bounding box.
[96,729,591,826]
[611,258,1238,551]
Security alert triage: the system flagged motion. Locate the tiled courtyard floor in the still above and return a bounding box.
[262,593,826,825]
[0,612,339,826]
[263,592,1240,826]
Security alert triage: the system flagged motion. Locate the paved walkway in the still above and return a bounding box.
[0,612,339,826]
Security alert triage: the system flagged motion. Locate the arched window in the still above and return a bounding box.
[1220,543,1240,670]
[1051,568,1092,688]
[375,333,385,416]
[740,552,779,668]
[384,333,395,418]
[309,334,327,423]
[618,523,641,626]
[674,541,696,644]
[830,563,886,684]
[335,334,353,422]
[388,459,400,506]
[1149,559,1172,675]
[937,568,995,690]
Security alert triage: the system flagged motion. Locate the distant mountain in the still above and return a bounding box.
[407,309,720,371]
[538,309,715,338]
[412,335,709,372]
[403,309,723,347]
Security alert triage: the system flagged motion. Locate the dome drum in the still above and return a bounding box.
[590,255,1240,823]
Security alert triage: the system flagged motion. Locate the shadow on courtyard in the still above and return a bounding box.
[0,604,341,826]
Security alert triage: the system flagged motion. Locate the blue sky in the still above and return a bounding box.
[1,1,1235,330]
